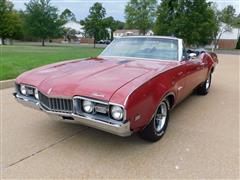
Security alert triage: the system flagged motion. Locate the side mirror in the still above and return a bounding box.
[189,53,197,58]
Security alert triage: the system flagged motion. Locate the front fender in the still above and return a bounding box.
[125,74,174,132]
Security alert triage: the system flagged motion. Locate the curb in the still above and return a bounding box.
[0,79,15,90]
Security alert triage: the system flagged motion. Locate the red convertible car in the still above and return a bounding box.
[14,36,218,142]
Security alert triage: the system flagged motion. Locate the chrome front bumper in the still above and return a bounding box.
[13,93,132,137]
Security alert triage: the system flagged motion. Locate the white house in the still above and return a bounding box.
[113,29,154,39]
[62,21,84,40]
[113,29,140,38]
[146,30,154,36]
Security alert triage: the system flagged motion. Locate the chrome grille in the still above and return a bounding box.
[39,92,73,113]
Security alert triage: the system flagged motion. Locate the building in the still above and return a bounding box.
[61,21,84,42]
[217,27,239,49]
[113,29,140,38]
[146,30,154,36]
[61,21,110,44]
[113,29,154,39]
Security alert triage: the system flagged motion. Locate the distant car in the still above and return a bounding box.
[97,40,105,44]
[14,36,218,142]
[104,40,111,44]
[97,40,111,44]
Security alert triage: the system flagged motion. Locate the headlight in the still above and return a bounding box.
[34,89,39,99]
[20,85,27,95]
[82,100,94,113]
[111,106,124,120]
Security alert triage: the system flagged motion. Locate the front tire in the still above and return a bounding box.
[196,73,212,95]
[139,99,169,142]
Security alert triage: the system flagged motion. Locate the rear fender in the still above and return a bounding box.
[202,53,217,80]
[208,52,218,64]
[208,52,218,74]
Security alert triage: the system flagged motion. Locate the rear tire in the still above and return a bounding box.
[138,99,169,142]
[197,73,212,95]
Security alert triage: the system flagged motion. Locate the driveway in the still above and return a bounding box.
[1,54,239,179]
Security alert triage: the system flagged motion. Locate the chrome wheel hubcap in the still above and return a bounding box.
[155,102,167,132]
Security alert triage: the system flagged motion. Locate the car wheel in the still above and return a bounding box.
[139,99,169,142]
[197,73,212,95]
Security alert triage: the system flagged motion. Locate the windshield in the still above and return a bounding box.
[100,37,179,61]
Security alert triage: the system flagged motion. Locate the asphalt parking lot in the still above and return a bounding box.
[1,54,239,179]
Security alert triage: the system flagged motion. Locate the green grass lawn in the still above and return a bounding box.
[0,44,104,80]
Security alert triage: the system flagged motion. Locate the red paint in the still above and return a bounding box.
[16,53,217,131]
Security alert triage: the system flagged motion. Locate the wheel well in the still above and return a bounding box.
[166,94,175,109]
[211,67,214,73]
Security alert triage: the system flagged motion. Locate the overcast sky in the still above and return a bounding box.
[12,0,240,21]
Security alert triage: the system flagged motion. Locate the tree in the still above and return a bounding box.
[153,0,178,36]
[0,0,22,44]
[24,0,62,46]
[236,36,240,49]
[154,0,218,47]
[60,9,77,42]
[104,16,125,40]
[60,8,76,24]
[233,14,240,42]
[63,28,77,42]
[213,5,236,49]
[125,0,157,35]
[80,2,108,47]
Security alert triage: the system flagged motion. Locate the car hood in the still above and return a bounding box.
[16,57,177,101]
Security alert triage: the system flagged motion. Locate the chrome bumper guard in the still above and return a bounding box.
[13,93,132,137]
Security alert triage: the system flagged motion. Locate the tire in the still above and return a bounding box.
[196,73,212,95]
[138,99,169,142]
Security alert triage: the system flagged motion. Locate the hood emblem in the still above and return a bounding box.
[47,88,52,95]
[92,92,105,98]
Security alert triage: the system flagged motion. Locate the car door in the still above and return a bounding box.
[174,45,205,104]
[173,48,194,104]
[185,56,205,91]
[173,61,190,104]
